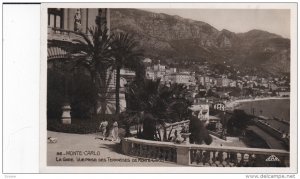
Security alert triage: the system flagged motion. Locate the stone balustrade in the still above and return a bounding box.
[122,137,289,167]
[122,138,177,163]
[165,120,190,129]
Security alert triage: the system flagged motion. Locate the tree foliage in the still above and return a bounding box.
[189,114,213,145]
[124,79,192,140]
[110,32,144,114]
[69,24,114,117]
[227,109,251,136]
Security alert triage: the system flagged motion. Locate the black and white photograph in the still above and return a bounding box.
[41,3,297,172]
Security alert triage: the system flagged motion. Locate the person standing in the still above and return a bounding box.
[111,121,119,142]
[99,120,108,140]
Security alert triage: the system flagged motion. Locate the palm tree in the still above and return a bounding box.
[125,79,192,141]
[70,23,114,117]
[111,32,143,115]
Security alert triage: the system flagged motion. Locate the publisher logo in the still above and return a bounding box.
[265,155,280,162]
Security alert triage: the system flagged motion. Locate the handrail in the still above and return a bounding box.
[124,137,288,155]
[122,137,289,167]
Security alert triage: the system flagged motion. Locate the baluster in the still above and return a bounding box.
[140,145,144,157]
[145,145,150,158]
[159,148,164,160]
[212,151,216,163]
[236,153,241,166]
[248,154,256,167]
[191,150,195,164]
[203,150,210,166]
[217,151,224,167]
[223,152,229,167]
[140,144,144,157]
[209,151,215,166]
[163,148,167,161]
[200,150,205,164]
[190,149,195,164]
[135,144,140,156]
[148,146,153,158]
[195,149,200,164]
[152,146,156,159]
[173,148,177,162]
[164,148,168,161]
[138,144,142,157]
[131,143,137,155]
[158,148,162,160]
[244,153,249,167]
[132,144,136,156]
[145,145,149,157]
[196,150,202,165]
[230,152,238,167]
[135,144,139,156]
[156,147,160,159]
[167,148,173,161]
[189,149,193,164]
[128,143,133,155]
[239,153,245,167]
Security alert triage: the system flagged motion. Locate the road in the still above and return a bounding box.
[246,125,286,150]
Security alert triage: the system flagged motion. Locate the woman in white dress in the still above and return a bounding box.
[111,121,119,142]
[99,120,108,140]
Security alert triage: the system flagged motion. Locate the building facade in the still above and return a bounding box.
[48,8,127,117]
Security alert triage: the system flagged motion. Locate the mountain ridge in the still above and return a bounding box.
[110,8,290,76]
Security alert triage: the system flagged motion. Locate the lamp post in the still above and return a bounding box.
[61,55,72,124]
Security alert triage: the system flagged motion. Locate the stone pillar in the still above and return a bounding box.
[176,146,190,165]
[61,104,71,124]
[122,139,130,155]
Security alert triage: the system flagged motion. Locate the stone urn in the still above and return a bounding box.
[61,104,71,124]
[181,133,191,144]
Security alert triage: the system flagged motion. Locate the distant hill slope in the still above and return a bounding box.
[110,9,290,75]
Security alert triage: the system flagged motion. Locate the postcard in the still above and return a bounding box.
[40,2,297,173]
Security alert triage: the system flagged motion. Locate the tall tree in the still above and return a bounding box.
[111,32,143,115]
[70,24,114,117]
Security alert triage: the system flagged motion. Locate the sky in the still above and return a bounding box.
[145,9,290,38]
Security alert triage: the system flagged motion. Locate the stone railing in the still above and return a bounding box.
[122,138,177,163]
[164,120,190,130]
[122,137,289,167]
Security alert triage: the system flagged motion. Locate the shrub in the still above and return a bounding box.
[141,113,156,140]
[189,115,212,145]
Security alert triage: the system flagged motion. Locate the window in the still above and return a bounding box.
[48,8,64,29]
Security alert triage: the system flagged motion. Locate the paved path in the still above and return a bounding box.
[47,131,178,166]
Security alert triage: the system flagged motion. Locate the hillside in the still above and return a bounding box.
[110,9,290,75]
